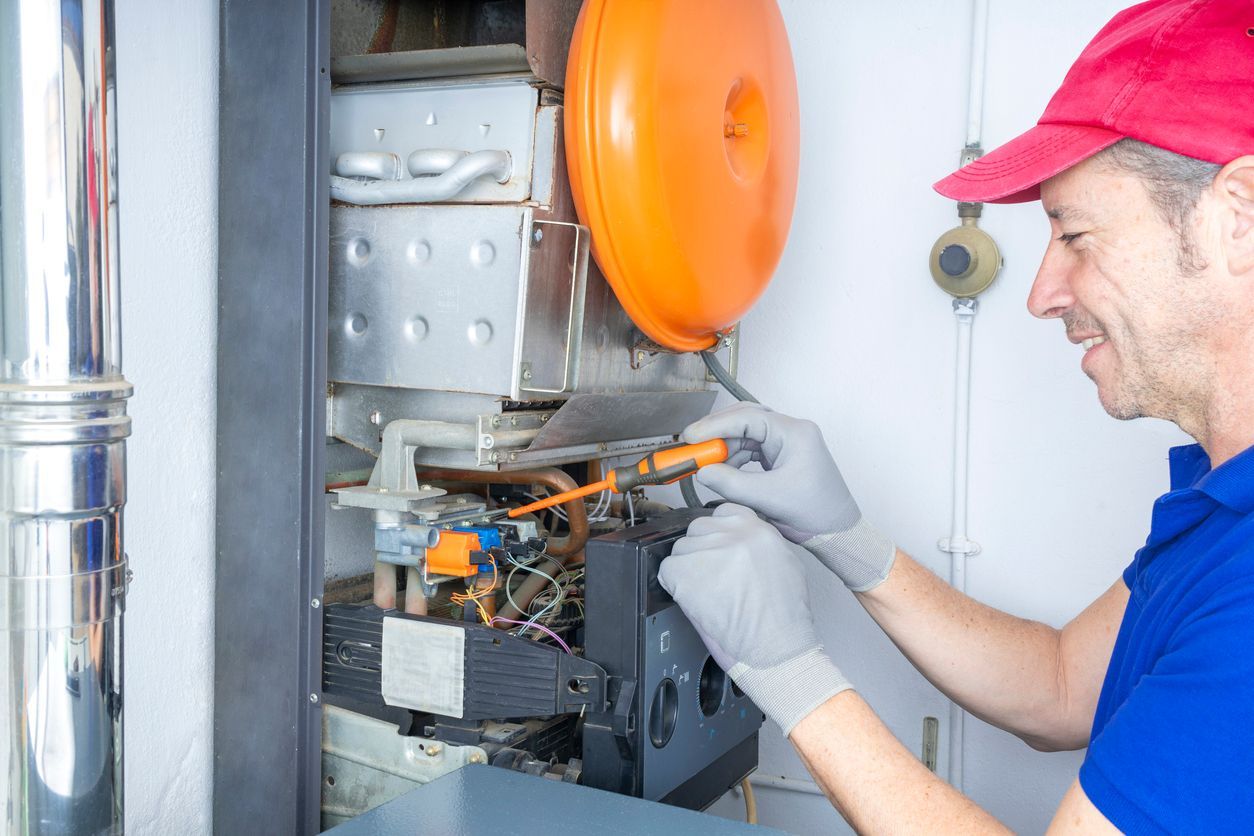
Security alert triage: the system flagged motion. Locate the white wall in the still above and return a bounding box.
[690,1,1186,833]
[115,1,219,832]
[106,1,1182,833]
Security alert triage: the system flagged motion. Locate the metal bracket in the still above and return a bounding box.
[937,537,981,557]
[705,324,741,383]
[475,411,548,466]
[517,219,590,395]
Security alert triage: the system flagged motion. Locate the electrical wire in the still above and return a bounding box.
[522,492,569,522]
[449,557,498,625]
[701,350,759,404]
[503,554,563,635]
[489,617,573,654]
[741,778,758,825]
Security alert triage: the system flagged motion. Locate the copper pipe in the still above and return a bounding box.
[374,560,398,609]
[413,467,589,558]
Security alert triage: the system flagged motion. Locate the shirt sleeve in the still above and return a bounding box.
[1079,579,1254,835]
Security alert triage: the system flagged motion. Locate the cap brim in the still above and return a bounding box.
[933,123,1124,204]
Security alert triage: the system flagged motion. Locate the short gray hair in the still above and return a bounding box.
[1095,139,1222,273]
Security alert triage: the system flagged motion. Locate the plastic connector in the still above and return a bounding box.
[426,531,483,577]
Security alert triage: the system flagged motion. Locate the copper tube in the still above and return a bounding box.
[373,560,398,609]
[412,467,589,558]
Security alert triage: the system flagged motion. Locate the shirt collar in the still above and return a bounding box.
[1170,442,1254,514]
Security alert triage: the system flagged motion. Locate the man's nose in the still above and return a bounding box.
[1026,247,1075,320]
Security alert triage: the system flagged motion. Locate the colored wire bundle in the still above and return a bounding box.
[448,557,497,625]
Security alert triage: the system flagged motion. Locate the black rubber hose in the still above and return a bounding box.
[700,350,760,404]
[682,350,761,509]
[680,475,703,509]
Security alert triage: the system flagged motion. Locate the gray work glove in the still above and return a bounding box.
[683,402,896,593]
[659,504,852,735]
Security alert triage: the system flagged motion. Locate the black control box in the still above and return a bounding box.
[581,509,762,809]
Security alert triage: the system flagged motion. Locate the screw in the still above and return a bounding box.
[509,416,518,427]
[469,752,486,764]
[531,228,544,247]
[723,337,733,348]
[491,415,502,429]
[724,122,749,138]
[540,414,549,423]
[521,368,533,381]
[480,435,495,449]
[490,452,502,463]
[369,409,382,426]
[426,743,443,757]
[509,452,518,462]
[311,598,321,609]
[309,693,320,704]
[636,351,646,363]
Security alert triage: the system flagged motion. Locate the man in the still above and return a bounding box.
[659,1,1254,832]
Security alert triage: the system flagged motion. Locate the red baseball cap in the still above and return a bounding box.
[934,0,1254,204]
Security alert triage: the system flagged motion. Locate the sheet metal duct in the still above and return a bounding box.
[0,1,132,833]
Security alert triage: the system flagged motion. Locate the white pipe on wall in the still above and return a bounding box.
[942,0,992,793]
[944,297,981,792]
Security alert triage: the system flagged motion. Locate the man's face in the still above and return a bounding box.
[1029,155,1221,423]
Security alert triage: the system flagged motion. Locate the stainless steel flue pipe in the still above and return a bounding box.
[1,2,132,833]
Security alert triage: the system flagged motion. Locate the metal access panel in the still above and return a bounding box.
[582,510,763,809]
[329,204,588,398]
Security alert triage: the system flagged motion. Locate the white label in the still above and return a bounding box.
[381,617,465,718]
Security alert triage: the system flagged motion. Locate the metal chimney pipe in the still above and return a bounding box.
[1,1,132,834]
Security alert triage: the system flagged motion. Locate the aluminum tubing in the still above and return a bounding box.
[0,1,132,833]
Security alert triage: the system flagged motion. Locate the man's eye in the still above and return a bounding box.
[1057,232,1085,246]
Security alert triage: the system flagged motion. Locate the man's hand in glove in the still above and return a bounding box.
[683,402,897,593]
[658,503,852,735]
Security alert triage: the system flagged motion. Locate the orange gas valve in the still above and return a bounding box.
[425,530,484,578]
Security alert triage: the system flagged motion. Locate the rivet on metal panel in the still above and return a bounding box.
[468,320,494,346]
[520,365,533,381]
[369,410,383,426]
[406,240,432,264]
[471,240,496,266]
[509,453,518,462]
[531,227,544,248]
[311,598,322,609]
[310,693,321,704]
[425,743,443,757]
[480,435,495,449]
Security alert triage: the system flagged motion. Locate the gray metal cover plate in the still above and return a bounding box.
[330,204,527,394]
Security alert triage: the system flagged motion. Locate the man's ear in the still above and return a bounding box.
[1216,155,1254,276]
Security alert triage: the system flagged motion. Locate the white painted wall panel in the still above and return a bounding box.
[115,1,218,832]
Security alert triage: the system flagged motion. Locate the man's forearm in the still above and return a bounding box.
[854,549,1084,749]
[791,690,1009,834]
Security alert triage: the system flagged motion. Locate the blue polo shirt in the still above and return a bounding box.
[1080,443,1254,834]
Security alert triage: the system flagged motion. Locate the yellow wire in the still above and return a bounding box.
[741,778,757,824]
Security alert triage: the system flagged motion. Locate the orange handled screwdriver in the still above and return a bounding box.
[504,439,729,519]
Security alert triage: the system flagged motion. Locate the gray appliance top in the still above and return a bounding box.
[324,764,787,835]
